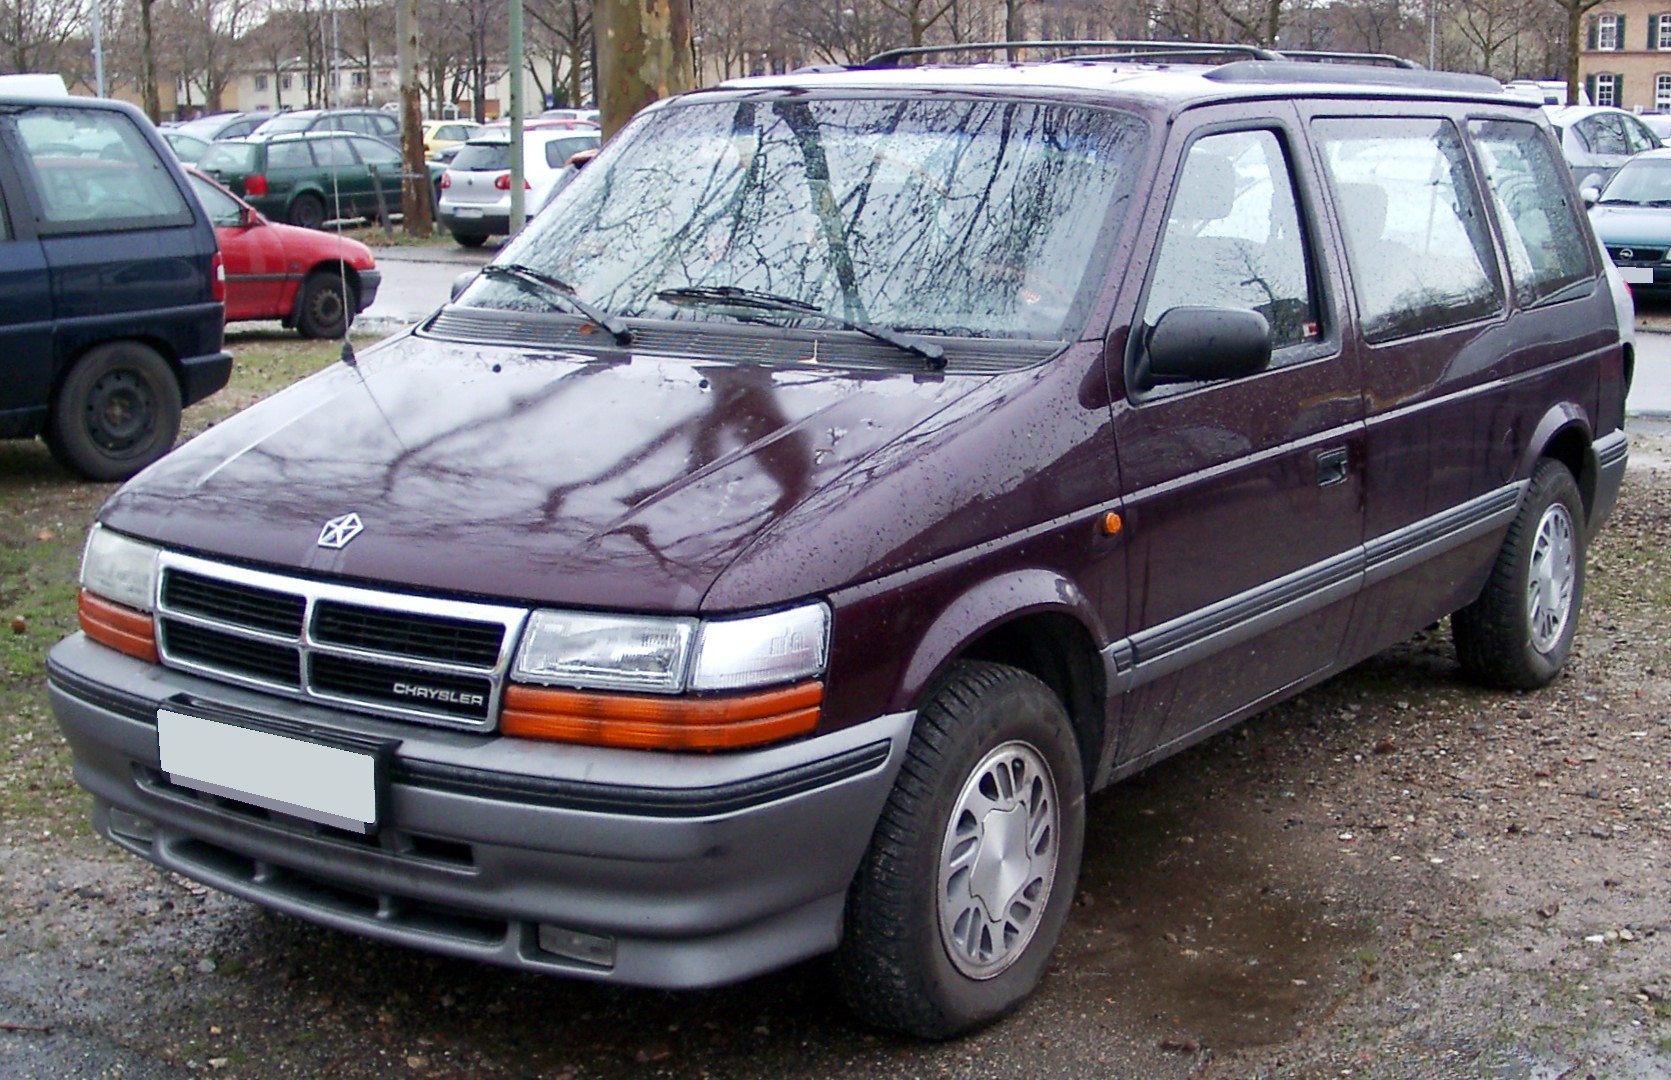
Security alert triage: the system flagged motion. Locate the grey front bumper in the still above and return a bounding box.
[49,633,912,988]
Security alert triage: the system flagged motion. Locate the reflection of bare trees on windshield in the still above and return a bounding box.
[497,97,1144,342]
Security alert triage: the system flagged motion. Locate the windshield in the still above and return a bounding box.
[467,95,1146,343]
[1600,158,1671,203]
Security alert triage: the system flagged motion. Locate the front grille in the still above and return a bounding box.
[155,553,527,730]
[1609,246,1666,264]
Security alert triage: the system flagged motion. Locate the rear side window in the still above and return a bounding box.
[199,143,257,173]
[1142,129,1319,351]
[1468,119,1596,306]
[314,137,358,167]
[267,141,314,169]
[1315,118,1501,342]
[11,106,194,233]
[544,135,599,168]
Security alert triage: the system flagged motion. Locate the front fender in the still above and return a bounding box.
[899,567,1109,705]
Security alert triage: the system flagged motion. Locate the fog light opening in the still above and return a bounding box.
[537,924,616,969]
[108,806,156,843]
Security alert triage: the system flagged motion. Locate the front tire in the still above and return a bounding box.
[835,661,1085,1038]
[1453,458,1586,689]
[45,342,181,481]
[294,273,352,339]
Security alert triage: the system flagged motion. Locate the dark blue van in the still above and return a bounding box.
[0,93,230,480]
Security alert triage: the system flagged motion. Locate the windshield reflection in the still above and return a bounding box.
[467,95,1145,344]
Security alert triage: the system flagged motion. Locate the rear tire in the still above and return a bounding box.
[452,232,487,248]
[294,273,352,339]
[288,192,326,229]
[835,661,1085,1038]
[45,342,181,482]
[1453,459,1586,689]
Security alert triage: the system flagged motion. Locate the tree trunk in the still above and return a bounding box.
[140,0,160,121]
[1567,4,1583,105]
[398,0,434,235]
[595,0,693,137]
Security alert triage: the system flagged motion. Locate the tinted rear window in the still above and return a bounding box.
[454,142,511,171]
[544,135,599,168]
[12,106,196,233]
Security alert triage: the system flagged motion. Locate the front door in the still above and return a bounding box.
[1109,108,1366,768]
[0,172,53,436]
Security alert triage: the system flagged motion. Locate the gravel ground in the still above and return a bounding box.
[5,435,1671,1079]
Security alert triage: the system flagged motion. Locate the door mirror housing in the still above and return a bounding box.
[240,205,261,227]
[450,270,478,301]
[1139,306,1272,387]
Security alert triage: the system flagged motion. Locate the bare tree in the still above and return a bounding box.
[0,0,89,75]
[526,0,590,106]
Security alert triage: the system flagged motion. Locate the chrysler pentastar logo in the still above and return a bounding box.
[317,513,364,550]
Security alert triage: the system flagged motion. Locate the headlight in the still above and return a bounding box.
[690,603,829,691]
[514,611,697,694]
[511,603,830,694]
[80,525,159,612]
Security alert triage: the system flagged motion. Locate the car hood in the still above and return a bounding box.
[1588,204,1671,247]
[100,333,976,613]
[266,219,376,268]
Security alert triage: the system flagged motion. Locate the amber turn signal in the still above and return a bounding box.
[501,680,823,751]
[78,589,158,664]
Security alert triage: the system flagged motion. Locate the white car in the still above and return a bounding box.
[436,127,601,246]
[1545,104,1662,189]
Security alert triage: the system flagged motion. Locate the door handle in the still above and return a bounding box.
[1316,447,1349,487]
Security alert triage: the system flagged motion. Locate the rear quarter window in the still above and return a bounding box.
[1468,119,1596,307]
[11,106,195,234]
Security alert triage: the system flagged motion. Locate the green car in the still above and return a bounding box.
[197,131,407,229]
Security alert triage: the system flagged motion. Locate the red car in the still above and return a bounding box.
[185,168,381,338]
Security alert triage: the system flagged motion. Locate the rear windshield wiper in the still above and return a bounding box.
[479,264,632,344]
[656,285,946,370]
[1597,197,1642,205]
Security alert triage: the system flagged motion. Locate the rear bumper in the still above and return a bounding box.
[438,205,509,237]
[1590,428,1629,533]
[48,634,911,987]
[179,350,233,406]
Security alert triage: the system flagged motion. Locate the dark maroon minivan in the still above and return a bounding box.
[51,43,1629,1037]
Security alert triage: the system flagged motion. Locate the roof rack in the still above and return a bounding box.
[1205,60,1504,94]
[863,40,1281,69]
[1275,50,1419,68]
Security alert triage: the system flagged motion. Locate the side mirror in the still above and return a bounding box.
[1580,185,1601,205]
[450,270,478,302]
[240,205,261,227]
[1139,306,1272,387]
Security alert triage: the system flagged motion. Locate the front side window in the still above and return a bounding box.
[351,137,400,167]
[1315,118,1501,341]
[1140,128,1318,352]
[11,106,194,233]
[1468,120,1595,306]
[473,96,1149,346]
[188,173,244,227]
[1598,13,1621,50]
[1625,114,1661,152]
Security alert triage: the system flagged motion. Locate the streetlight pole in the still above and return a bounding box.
[509,0,525,233]
[91,0,106,97]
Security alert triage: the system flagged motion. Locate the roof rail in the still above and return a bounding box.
[1206,60,1505,95]
[1276,50,1420,68]
[863,40,1281,68]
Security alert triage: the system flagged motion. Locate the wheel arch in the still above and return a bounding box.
[899,570,1110,784]
[1521,404,1594,518]
[50,335,183,409]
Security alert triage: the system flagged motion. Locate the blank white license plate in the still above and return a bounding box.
[1621,266,1655,284]
[157,709,379,832]
[454,206,484,218]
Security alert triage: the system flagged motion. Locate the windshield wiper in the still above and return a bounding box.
[656,285,946,370]
[1597,197,1643,206]
[479,264,632,344]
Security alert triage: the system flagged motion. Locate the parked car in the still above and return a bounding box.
[50,45,1628,1039]
[1504,79,1589,106]
[251,107,400,146]
[539,107,600,125]
[196,131,406,228]
[185,168,381,337]
[161,129,211,162]
[1546,104,1661,187]
[1641,113,1671,140]
[172,110,274,142]
[1585,146,1671,293]
[421,119,482,158]
[438,127,599,244]
[0,93,229,479]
